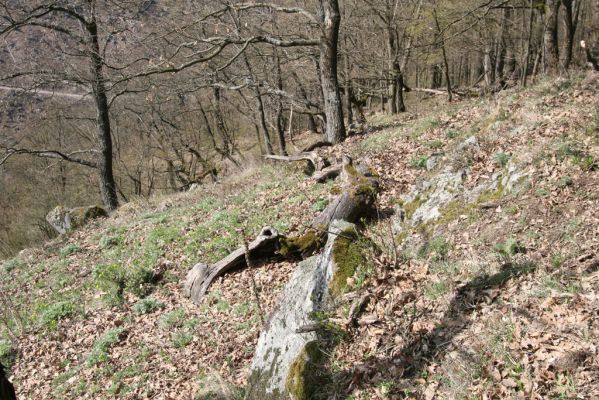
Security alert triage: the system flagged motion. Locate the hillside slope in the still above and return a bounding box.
[1,74,598,399]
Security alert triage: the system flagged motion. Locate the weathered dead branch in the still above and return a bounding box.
[184,156,379,304]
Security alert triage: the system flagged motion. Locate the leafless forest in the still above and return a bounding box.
[1,0,598,256]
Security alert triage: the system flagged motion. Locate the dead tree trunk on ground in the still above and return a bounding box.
[183,155,379,304]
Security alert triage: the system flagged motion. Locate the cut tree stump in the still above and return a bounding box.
[184,226,280,305]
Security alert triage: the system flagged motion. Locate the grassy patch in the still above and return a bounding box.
[493,152,511,167]
[132,298,164,315]
[418,236,450,262]
[424,280,450,299]
[39,301,76,329]
[87,327,126,367]
[0,339,16,369]
[1,258,23,273]
[158,308,186,330]
[59,244,80,258]
[409,155,429,169]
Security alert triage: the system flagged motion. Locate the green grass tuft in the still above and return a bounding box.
[87,327,126,367]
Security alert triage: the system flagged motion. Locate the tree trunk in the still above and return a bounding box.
[274,52,288,156]
[318,0,346,144]
[522,0,535,86]
[387,26,398,114]
[344,48,354,125]
[88,10,118,211]
[244,56,274,155]
[561,0,579,69]
[544,0,560,74]
[0,362,16,400]
[434,10,453,102]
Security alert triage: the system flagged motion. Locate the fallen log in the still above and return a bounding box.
[184,226,280,305]
[264,151,329,173]
[312,164,342,183]
[302,140,333,152]
[183,156,379,304]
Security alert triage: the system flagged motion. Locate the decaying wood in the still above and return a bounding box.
[184,227,280,305]
[312,164,342,182]
[264,151,329,172]
[184,156,379,304]
[312,156,379,229]
[302,140,333,152]
[346,293,370,325]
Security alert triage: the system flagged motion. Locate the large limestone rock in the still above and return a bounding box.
[46,205,108,234]
[245,220,358,400]
[392,136,533,238]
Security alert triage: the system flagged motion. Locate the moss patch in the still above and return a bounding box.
[330,228,365,298]
[279,230,323,259]
[285,341,326,400]
[402,195,427,219]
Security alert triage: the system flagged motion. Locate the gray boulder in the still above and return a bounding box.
[46,205,108,234]
[246,220,357,400]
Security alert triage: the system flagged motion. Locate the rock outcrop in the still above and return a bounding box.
[246,220,359,400]
[392,136,531,235]
[46,205,108,235]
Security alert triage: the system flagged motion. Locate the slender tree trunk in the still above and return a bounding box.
[318,0,345,144]
[544,0,560,74]
[387,26,398,114]
[344,48,354,125]
[274,51,287,156]
[88,10,118,210]
[561,0,579,69]
[244,56,273,155]
[434,10,453,102]
[522,0,535,86]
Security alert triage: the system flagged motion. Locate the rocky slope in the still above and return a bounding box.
[1,73,598,399]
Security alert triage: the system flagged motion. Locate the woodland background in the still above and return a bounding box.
[1,0,598,257]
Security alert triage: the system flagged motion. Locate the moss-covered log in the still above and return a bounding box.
[183,156,378,304]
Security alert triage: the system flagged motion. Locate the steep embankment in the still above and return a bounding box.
[1,74,598,399]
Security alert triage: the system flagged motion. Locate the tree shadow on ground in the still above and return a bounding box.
[325,260,536,397]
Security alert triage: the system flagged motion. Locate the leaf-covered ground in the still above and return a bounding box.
[1,73,598,399]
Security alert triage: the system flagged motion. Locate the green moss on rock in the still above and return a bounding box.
[285,342,325,400]
[330,228,364,298]
[403,195,427,219]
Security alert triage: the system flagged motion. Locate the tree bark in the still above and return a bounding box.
[544,0,560,74]
[274,51,288,156]
[318,0,346,144]
[88,8,118,211]
[0,362,16,400]
[522,0,535,86]
[344,48,354,125]
[561,0,580,70]
[434,10,453,102]
[244,55,274,155]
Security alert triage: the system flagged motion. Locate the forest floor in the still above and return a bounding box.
[1,73,598,399]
